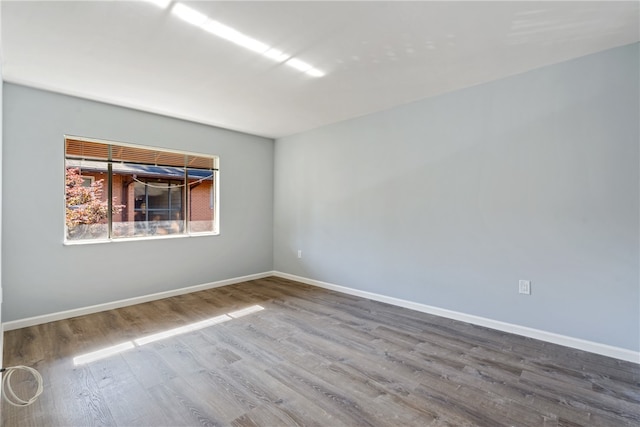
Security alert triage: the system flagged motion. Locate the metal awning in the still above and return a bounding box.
[66,159,213,180]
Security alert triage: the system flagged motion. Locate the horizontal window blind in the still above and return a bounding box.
[65,139,109,161]
[65,138,216,170]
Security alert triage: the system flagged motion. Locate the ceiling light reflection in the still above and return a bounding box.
[172,3,208,27]
[170,2,325,77]
[306,68,325,78]
[142,0,172,9]
[263,48,291,62]
[202,21,270,53]
[285,58,313,72]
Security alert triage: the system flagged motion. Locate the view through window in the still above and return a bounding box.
[65,136,218,242]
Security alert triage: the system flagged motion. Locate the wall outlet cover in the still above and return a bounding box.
[519,280,531,295]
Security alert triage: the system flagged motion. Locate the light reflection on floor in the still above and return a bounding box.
[72,304,264,365]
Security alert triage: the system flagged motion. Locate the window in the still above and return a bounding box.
[65,136,218,242]
[80,176,94,187]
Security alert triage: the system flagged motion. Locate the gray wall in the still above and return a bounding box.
[2,83,274,322]
[274,43,640,351]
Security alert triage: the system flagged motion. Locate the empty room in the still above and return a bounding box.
[0,1,638,426]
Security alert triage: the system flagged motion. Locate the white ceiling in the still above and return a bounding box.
[2,1,638,139]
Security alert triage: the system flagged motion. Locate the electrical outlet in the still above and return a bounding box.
[519,280,531,295]
[297,250,302,259]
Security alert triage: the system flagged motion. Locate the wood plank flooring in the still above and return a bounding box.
[2,276,639,426]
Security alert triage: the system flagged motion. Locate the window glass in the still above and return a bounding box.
[188,168,215,233]
[65,163,110,241]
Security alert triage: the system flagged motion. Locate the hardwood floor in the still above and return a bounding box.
[2,276,639,426]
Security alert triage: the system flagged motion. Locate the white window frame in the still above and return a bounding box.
[64,135,219,244]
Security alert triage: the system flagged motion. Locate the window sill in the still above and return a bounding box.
[63,231,219,246]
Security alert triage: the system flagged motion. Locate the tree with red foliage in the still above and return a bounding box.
[65,167,123,239]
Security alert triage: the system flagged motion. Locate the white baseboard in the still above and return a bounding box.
[273,271,640,364]
[2,271,273,331]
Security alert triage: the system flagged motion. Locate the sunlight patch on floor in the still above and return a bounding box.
[73,304,264,365]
